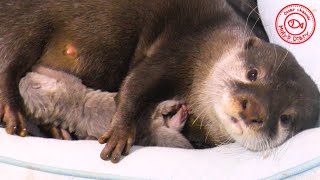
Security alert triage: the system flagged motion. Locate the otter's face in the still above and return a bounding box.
[207,37,319,151]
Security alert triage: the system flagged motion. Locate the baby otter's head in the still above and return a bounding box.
[201,37,319,151]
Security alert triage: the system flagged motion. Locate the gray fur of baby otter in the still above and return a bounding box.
[19,66,193,148]
[19,66,115,139]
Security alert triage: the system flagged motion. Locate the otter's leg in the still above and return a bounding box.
[98,57,185,163]
[0,27,51,136]
[0,45,48,136]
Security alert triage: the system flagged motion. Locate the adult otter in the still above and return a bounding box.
[0,0,318,163]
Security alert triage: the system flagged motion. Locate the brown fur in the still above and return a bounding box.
[0,0,318,164]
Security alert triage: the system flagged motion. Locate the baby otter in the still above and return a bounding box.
[19,66,192,148]
[0,0,318,163]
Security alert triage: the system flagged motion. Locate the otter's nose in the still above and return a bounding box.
[239,96,264,126]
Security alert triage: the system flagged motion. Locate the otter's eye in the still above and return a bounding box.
[280,115,293,127]
[247,69,258,81]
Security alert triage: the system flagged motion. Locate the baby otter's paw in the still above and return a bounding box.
[168,104,188,131]
[53,128,72,140]
[39,125,72,140]
[155,99,189,131]
[156,99,187,118]
[0,102,28,137]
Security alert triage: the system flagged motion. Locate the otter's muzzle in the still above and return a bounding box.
[237,96,265,128]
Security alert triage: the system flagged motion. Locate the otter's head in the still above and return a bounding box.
[204,37,319,151]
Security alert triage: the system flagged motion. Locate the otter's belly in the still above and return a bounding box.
[38,33,132,92]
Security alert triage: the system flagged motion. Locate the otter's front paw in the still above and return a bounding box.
[98,120,136,163]
[0,102,27,137]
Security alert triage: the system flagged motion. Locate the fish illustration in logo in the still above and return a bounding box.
[288,19,304,29]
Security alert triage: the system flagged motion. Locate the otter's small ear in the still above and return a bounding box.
[245,37,262,50]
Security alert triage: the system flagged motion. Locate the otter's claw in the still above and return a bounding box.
[0,104,28,137]
[99,121,136,163]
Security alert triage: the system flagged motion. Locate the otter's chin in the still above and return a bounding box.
[228,117,244,135]
[219,113,289,152]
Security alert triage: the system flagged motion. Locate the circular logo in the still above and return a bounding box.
[275,4,316,44]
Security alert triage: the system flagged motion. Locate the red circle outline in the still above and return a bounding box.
[284,13,307,36]
[275,4,316,44]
